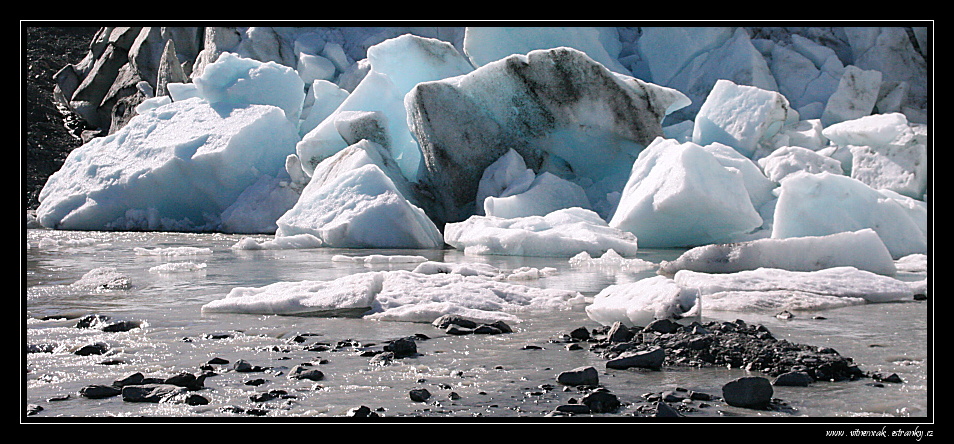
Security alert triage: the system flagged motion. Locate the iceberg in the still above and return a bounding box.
[692,79,797,159]
[201,270,584,324]
[483,172,592,219]
[36,97,298,232]
[822,113,928,199]
[444,207,639,258]
[406,45,688,223]
[657,229,897,276]
[192,51,305,124]
[820,65,883,127]
[772,172,926,259]
[675,266,916,311]
[757,146,843,183]
[474,149,536,215]
[295,34,474,182]
[585,276,701,327]
[609,137,763,248]
[463,26,632,75]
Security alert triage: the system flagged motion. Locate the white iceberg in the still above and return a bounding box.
[569,249,656,272]
[36,98,299,232]
[445,207,639,258]
[757,145,843,183]
[483,172,592,219]
[192,51,305,124]
[609,137,763,248]
[675,266,916,312]
[200,270,584,324]
[585,275,701,327]
[772,172,926,259]
[657,229,897,276]
[820,65,883,127]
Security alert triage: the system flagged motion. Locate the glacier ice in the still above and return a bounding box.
[463,26,632,75]
[585,275,701,327]
[772,172,926,259]
[445,207,639,258]
[201,269,584,324]
[36,97,298,232]
[658,229,897,276]
[609,137,763,248]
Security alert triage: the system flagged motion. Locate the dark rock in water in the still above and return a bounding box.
[250,389,292,402]
[688,390,712,401]
[555,404,591,414]
[346,405,379,417]
[74,341,109,356]
[432,314,478,330]
[80,384,121,399]
[288,365,325,382]
[182,394,210,406]
[207,357,230,365]
[101,320,142,332]
[873,372,904,383]
[653,401,682,417]
[445,325,474,335]
[386,337,418,358]
[581,389,621,413]
[775,310,795,320]
[607,321,634,343]
[232,359,266,372]
[74,314,110,329]
[98,358,126,365]
[645,319,680,334]
[722,376,773,409]
[409,388,431,402]
[556,366,599,387]
[204,332,233,340]
[27,404,44,416]
[245,378,268,386]
[164,372,206,390]
[569,326,591,341]
[122,384,184,403]
[474,324,503,335]
[487,320,512,333]
[606,347,665,370]
[773,371,814,387]
[369,352,395,366]
[114,372,146,387]
[27,343,56,353]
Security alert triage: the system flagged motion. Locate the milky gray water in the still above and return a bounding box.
[23,228,931,423]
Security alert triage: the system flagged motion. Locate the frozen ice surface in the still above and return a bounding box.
[133,246,213,256]
[674,266,916,312]
[201,270,584,324]
[230,233,323,250]
[444,207,639,257]
[772,172,926,259]
[474,149,536,215]
[585,275,701,327]
[483,172,592,219]
[569,249,656,271]
[609,137,763,248]
[658,229,897,276]
[463,26,632,75]
[36,97,299,232]
[332,254,429,266]
[193,52,305,124]
[821,65,883,127]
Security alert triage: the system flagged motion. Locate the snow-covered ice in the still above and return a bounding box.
[201,270,584,324]
[444,207,639,257]
[585,275,701,327]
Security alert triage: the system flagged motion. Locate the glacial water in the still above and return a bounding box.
[23,228,930,423]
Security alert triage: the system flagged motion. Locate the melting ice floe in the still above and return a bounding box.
[200,269,584,324]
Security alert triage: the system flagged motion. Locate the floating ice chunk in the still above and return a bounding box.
[72,267,132,291]
[585,276,701,327]
[134,246,213,256]
[299,80,349,138]
[483,172,592,219]
[820,65,882,127]
[296,34,474,181]
[702,142,777,211]
[772,172,926,258]
[658,229,896,276]
[193,52,305,124]
[692,79,797,159]
[504,266,559,281]
[201,270,583,324]
[757,146,843,182]
[406,46,688,223]
[475,149,536,215]
[609,137,762,248]
[333,254,429,266]
[148,262,208,273]
[463,26,632,75]
[568,249,656,271]
[895,253,927,273]
[35,98,299,232]
[675,266,915,311]
[275,163,443,249]
[231,233,323,250]
[822,113,927,199]
[412,261,501,278]
[445,207,639,258]
[220,174,301,234]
